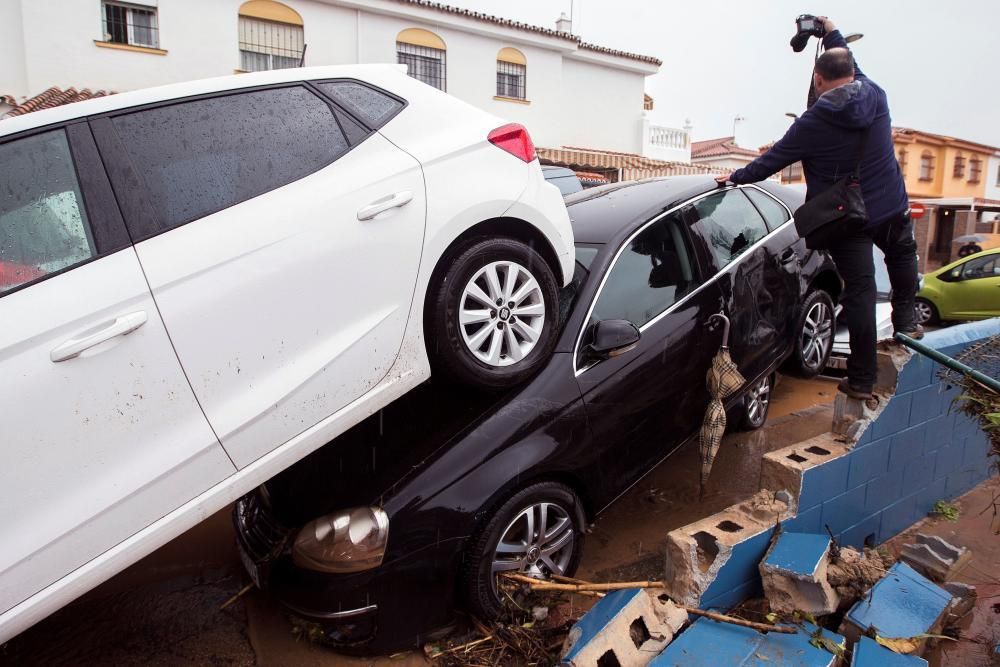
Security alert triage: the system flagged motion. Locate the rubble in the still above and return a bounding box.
[826,546,895,608]
[850,636,928,666]
[759,532,840,615]
[899,533,971,583]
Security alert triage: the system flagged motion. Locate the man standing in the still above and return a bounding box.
[716,16,920,400]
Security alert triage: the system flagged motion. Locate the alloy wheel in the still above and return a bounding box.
[914,300,934,325]
[459,261,546,367]
[490,502,574,591]
[745,375,771,427]
[801,301,833,371]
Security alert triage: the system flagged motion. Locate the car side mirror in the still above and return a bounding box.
[585,319,640,360]
[950,268,963,281]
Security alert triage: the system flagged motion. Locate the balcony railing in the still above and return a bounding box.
[641,119,690,163]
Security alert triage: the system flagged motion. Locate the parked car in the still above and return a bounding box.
[916,247,1000,325]
[541,164,585,196]
[0,64,575,643]
[234,176,841,653]
[827,246,894,371]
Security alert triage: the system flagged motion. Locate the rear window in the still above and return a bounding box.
[315,81,404,128]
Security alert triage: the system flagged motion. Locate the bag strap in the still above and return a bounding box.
[852,126,871,180]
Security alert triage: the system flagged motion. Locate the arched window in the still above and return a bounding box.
[919,151,935,182]
[953,152,966,179]
[238,0,304,72]
[496,47,527,100]
[397,28,446,91]
[969,156,983,183]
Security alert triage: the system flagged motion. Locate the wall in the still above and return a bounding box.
[986,154,1000,201]
[941,146,988,198]
[897,137,943,198]
[0,0,28,102]
[560,57,646,154]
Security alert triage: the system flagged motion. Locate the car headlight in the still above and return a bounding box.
[292,506,389,573]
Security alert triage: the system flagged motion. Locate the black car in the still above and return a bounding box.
[234,177,840,653]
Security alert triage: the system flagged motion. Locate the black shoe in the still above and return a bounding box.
[894,324,925,340]
[838,377,874,400]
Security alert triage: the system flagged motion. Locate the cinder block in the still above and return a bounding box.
[900,534,971,583]
[833,393,880,441]
[864,466,905,514]
[933,443,962,480]
[909,385,944,423]
[888,425,927,470]
[760,434,851,512]
[851,636,928,666]
[838,513,881,550]
[760,532,839,615]
[698,528,776,606]
[822,484,868,535]
[871,393,913,441]
[945,469,975,498]
[874,344,912,395]
[782,503,823,535]
[880,493,920,541]
[925,414,956,450]
[700,578,762,613]
[561,588,688,666]
[962,433,991,469]
[915,476,948,522]
[848,437,891,487]
[902,451,936,490]
[896,354,935,394]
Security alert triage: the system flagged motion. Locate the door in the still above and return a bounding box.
[0,125,232,615]
[93,84,426,468]
[687,187,801,383]
[575,207,722,497]
[947,252,1000,318]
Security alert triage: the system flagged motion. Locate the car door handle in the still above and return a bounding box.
[357,191,413,221]
[50,311,148,362]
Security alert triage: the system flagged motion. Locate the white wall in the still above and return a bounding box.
[0,0,28,102]
[985,154,1000,201]
[560,57,646,154]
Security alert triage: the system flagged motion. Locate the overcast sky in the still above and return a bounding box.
[445,0,999,150]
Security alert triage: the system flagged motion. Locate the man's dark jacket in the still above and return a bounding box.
[729,30,908,230]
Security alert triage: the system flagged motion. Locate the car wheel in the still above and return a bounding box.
[914,297,939,326]
[462,482,585,620]
[739,373,773,431]
[429,237,559,389]
[782,290,835,378]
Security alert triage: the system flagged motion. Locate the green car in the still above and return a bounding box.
[915,247,1000,325]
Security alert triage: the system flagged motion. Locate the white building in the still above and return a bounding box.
[689,136,761,172]
[985,152,1000,202]
[0,0,691,162]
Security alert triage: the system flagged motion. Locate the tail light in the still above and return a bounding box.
[488,123,536,163]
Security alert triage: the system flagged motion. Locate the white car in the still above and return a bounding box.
[0,64,573,642]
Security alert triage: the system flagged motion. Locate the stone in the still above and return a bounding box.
[900,533,972,582]
[760,532,840,615]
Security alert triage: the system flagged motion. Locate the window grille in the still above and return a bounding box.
[397,42,446,91]
[496,61,526,99]
[919,152,935,181]
[239,16,304,72]
[102,1,159,48]
[969,157,982,183]
[954,154,966,178]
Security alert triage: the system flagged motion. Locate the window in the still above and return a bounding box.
[969,157,983,184]
[953,153,966,179]
[496,47,527,100]
[744,188,790,232]
[588,212,698,330]
[102,1,159,48]
[919,151,935,181]
[111,87,349,233]
[238,1,304,71]
[897,149,908,178]
[397,29,446,91]
[689,189,770,270]
[781,162,803,183]
[996,163,1000,187]
[961,254,998,280]
[316,81,403,128]
[0,130,95,295]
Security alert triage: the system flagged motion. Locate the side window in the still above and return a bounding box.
[961,254,998,279]
[111,86,349,234]
[689,189,770,270]
[0,130,95,295]
[316,81,403,128]
[744,187,790,232]
[589,212,698,330]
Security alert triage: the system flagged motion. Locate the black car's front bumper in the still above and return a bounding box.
[233,493,464,654]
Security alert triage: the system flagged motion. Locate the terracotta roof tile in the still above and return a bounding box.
[0,94,15,106]
[690,136,760,159]
[4,86,115,118]
[389,0,661,66]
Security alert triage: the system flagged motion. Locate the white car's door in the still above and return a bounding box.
[92,83,426,468]
[0,124,233,616]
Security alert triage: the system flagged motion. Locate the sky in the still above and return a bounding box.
[443,0,1000,150]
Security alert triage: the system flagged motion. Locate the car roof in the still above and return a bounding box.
[0,64,406,138]
[566,176,720,244]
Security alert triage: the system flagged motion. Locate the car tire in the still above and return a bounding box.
[914,297,940,326]
[428,237,559,390]
[782,289,835,378]
[738,373,773,431]
[462,482,586,620]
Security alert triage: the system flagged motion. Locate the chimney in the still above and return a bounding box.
[556,12,572,34]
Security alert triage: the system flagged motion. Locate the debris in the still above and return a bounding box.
[851,635,928,666]
[900,533,971,582]
[826,546,894,606]
[532,606,549,622]
[218,582,254,611]
[931,500,960,522]
[759,532,840,615]
[941,582,977,623]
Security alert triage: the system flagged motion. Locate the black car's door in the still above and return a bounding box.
[686,187,801,384]
[574,207,723,502]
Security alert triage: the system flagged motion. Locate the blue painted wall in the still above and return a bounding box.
[698,318,998,611]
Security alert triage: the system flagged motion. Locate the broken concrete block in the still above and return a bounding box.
[900,534,971,582]
[760,434,851,513]
[851,636,928,666]
[832,393,879,440]
[941,582,977,624]
[839,562,952,655]
[561,588,687,666]
[650,617,844,666]
[760,532,840,615]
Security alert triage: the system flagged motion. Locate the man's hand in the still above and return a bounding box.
[715,173,732,185]
[817,16,836,33]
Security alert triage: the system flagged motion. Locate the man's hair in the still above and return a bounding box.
[815,48,855,80]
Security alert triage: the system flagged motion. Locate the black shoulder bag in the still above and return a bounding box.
[793,128,870,250]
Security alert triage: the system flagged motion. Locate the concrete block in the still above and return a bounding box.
[888,425,927,470]
[700,578,762,613]
[914,477,947,523]
[838,514,881,550]
[962,433,991,469]
[933,443,962,480]
[561,588,687,666]
[925,414,956,450]
[942,582,977,622]
[851,636,928,666]
[760,532,839,615]
[896,354,935,394]
[839,562,952,652]
[822,484,868,535]
[864,466,905,514]
[650,618,844,667]
[871,393,913,441]
[900,534,972,583]
[833,393,880,442]
[880,493,920,541]
[847,437,891,487]
[782,503,823,535]
[909,384,944,424]
[945,469,975,498]
[902,451,936,490]
[760,434,851,512]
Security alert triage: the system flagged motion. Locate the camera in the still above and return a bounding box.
[790,14,826,52]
